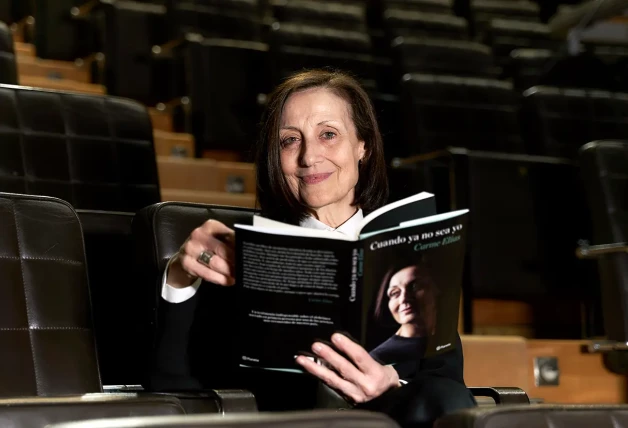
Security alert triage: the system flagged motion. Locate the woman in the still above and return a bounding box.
[368,257,439,383]
[151,69,476,426]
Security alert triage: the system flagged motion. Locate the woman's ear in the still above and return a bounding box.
[358,140,366,163]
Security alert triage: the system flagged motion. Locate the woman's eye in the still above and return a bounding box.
[321,131,336,140]
[389,290,400,299]
[281,136,299,147]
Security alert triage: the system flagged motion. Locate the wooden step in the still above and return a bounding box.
[149,108,173,132]
[19,75,106,95]
[526,339,628,404]
[160,188,256,209]
[14,42,35,57]
[153,130,195,158]
[157,157,256,194]
[17,56,90,83]
[462,335,529,391]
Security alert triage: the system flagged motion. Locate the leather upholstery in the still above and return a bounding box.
[0,394,185,428]
[271,0,367,32]
[523,86,628,158]
[392,37,500,78]
[471,0,540,37]
[0,84,160,211]
[0,193,101,396]
[434,404,628,428]
[0,21,17,84]
[48,410,402,428]
[506,48,552,91]
[169,0,263,42]
[178,37,270,155]
[483,20,560,67]
[383,9,468,40]
[132,202,256,384]
[33,0,95,61]
[77,210,138,386]
[400,73,524,153]
[580,140,628,342]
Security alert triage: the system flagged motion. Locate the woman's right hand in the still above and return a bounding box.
[166,219,236,288]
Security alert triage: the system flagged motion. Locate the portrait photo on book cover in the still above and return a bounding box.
[363,240,464,370]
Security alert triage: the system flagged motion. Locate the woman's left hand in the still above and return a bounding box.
[295,332,401,404]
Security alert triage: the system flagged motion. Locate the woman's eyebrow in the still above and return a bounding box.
[280,125,300,131]
[317,120,341,127]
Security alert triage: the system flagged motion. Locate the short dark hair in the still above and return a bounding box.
[255,69,389,223]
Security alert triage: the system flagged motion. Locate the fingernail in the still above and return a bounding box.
[332,333,343,344]
[312,343,322,353]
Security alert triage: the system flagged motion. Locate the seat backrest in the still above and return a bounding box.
[0,84,161,211]
[523,86,628,158]
[392,37,500,78]
[471,0,540,37]
[33,0,95,61]
[48,410,402,428]
[0,192,101,396]
[132,202,256,386]
[434,404,628,428]
[383,9,468,40]
[100,0,174,105]
[400,73,524,153]
[181,37,270,155]
[0,394,185,428]
[580,140,628,342]
[484,19,560,64]
[170,0,263,42]
[0,21,17,84]
[505,48,552,91]
[271,0,367,32]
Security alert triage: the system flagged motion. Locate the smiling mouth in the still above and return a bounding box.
[400,306,414,315]
[300,173,332,184]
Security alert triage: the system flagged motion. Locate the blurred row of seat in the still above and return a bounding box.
[2,0,620,160]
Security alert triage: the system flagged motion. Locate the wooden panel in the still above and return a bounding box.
[462,335,530,391]
[157,157,256,194]
[17,56,90,83]
[153,130,195,158]
[18,75,106,95]
[14,42,34,57]
[527,340,628,404]
[161,188,256,209]
[202,150,245,162]
[149,108,173,132]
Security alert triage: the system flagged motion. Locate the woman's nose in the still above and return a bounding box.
[299,138,323,167]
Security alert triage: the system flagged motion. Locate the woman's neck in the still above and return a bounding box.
[310,204,359,229]
[397,323,425,338]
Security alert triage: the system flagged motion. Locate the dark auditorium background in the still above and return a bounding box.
[0,0,627,426]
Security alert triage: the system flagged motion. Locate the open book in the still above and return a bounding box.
[234,192,468,373]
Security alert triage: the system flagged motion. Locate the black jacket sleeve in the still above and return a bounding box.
[148,292,203,391]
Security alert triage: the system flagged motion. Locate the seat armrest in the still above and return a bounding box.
[142,390,257,414]
[468,387,530,404]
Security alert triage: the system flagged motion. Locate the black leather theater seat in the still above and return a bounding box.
[0,394,185,428]
[523,86,628,158]
[132,202,256,389]
[0,192,101,397]
[580,140,628,342]
[48,410,402,428]
[0,20,17,84]
[0,84,160,211]
[435,404,628,428]
[400,74,524,153]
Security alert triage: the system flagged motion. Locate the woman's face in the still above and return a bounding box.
[279,87,365,213]
[387,266,425,326]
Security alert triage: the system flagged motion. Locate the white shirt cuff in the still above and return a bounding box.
[160,256,202,303]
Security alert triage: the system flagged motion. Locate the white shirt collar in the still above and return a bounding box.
[299,209,363,236]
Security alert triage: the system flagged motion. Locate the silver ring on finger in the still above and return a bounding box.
[197,250,213,267]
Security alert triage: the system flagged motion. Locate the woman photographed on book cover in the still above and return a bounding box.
[369,254,439,372]
[150,69,476,427]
